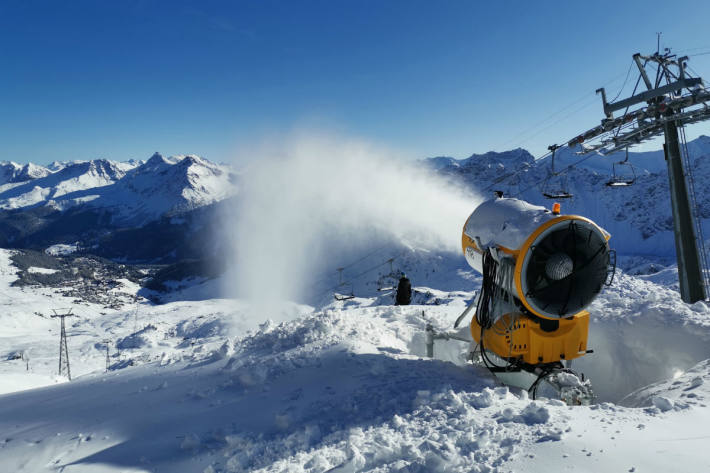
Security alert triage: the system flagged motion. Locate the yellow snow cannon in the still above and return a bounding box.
[461,196,614,403]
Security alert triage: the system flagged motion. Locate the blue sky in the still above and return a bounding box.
[2,0,710,165]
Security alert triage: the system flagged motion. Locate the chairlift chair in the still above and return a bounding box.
[333,267,355,300]
[376,260,400,292]
[334,282,355,301]
[605,147,636,187]
[376,272,398,292]
[542,144,574,199]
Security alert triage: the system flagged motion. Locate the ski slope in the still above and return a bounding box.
[0,246,709,472]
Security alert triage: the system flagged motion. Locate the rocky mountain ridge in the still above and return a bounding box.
[0,153,237,263]
[427,135,710,257]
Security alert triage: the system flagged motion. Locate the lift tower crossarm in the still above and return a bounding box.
[597,53,701,118]
[602,77,701,115]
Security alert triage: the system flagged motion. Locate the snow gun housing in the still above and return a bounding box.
[462,197,613,367]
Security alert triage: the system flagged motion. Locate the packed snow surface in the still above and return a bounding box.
[0,244,709,472]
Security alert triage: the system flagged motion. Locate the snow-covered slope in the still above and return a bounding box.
[102,153,236,224]
[1,243,710,471]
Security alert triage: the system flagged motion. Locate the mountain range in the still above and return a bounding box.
[427,135,710,257]
[2,135,710,264]
[0,153,237,263]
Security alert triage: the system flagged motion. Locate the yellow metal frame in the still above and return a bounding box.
[461,206,608,366]
[470,311,590,365]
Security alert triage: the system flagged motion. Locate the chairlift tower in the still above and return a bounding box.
[103,338,111,372]
[568,50,710,303]
[51,308,76,380]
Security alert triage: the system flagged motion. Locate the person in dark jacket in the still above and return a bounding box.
[395,273,412,305]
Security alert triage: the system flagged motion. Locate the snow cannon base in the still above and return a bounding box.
[485,354,595,406]
[470,311,590,365]
[468,310,594,405]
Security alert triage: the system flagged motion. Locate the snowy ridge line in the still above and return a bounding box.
[0,152,238,227]
[429,135,710,258]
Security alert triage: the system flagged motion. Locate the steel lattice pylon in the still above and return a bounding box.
[51,309,76,380]
[566,49,710,303]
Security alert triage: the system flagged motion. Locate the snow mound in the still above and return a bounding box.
[621,359,710,411]
[215,307,568,473]
[45,243,79,256]
[574,270,710,402]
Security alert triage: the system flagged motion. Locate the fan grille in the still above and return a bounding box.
[522,220,609,319]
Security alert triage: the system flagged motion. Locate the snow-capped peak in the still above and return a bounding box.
[0,152,237,226]
[0,161,51,185]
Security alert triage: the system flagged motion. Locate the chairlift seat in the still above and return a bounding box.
[606,158,636,188]
[543,191,574,199]
[605,179,634,187]
[541,145,574,200]
[604,147,636,188]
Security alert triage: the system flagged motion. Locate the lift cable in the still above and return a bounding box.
[486,50,710,198]
[612,60,645,140]
[492,65,643,153]
[477,63,659,196]
[318,251,408,300]
[608,60,635,103]
[676,46,710,55]
[509,150,603,199]
[308,243,392,290]
[495,93,598,152]
[482,117,638,198]
[480,104,648,197]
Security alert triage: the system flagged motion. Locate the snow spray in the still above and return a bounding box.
[223,132,481,311]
